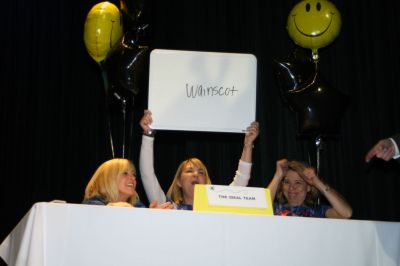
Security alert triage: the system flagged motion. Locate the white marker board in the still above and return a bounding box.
[148,49,257,133]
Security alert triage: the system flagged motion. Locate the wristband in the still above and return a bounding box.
[143,130,156,137]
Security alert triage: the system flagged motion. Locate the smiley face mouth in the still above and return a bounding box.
[292,12,335,37]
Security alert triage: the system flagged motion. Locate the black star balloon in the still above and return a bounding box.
[103,0,149,101]
[103,31,148,102]
[274,53,349,137]
[274,49,315,95]
[100,0,149,159]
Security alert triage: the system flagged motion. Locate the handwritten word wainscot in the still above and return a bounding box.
[186,83,238,98]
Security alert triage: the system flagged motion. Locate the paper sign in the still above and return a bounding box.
[193,184,273,215]
[148,49,257,133]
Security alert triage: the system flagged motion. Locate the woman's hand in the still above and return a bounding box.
[244,121,259,147]
[301,167,320,187]
[140,109,153,134]
[107,202,133,208]
[267,159,289,201]
[274,159,289,180]
[149,200,174,209]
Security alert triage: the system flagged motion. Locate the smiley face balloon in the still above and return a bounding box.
[84,2,123,64]
[287,0,341,60]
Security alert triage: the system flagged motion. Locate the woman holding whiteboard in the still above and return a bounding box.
[139,110,259,210]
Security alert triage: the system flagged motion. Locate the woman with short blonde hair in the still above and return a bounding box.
[83,158,141,207]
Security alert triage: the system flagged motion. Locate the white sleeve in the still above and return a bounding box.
[389,138,400,159]
[229,160,252,187]
[139,135,167,204]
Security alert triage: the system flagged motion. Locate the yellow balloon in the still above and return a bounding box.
[287,0,341,59]
[84,2,123,63]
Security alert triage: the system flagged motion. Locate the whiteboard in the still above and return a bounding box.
[148,49,257,133]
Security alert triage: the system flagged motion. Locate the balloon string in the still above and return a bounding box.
[315,135,323,205]
[315,135,322,176]
[101,69,115,158]
[127,98,135,160]
[121,99,127,158]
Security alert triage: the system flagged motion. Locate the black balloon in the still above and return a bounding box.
[104,31,148,99]
[274,49,315,94]
[120,0,145,29]
[103,0,148,98]
[274,52,349,137]
[100,0,149,159]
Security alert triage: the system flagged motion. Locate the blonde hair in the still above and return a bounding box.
[166,158,212,204]
[84,158,139,205]
[276,160,319,206]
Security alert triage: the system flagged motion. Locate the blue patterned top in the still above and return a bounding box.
[176,203,193,210]
[83,196,146,208]
[274,202,330,217]
[165,198,193,210]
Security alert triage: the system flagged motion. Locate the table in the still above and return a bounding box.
[1,202,399,266]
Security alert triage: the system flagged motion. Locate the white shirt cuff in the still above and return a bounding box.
[389,138,400,159]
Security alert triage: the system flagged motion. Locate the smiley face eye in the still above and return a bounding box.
[306,3,311,12]
[316,2,321,11]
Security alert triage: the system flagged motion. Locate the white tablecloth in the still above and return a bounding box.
[1,202,399,266]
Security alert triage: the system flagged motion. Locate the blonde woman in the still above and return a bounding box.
[139,110,259,210]
[164,158,211,210]
[83,158,172,209]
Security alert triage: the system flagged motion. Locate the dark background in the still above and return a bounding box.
[2,0,400,245]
